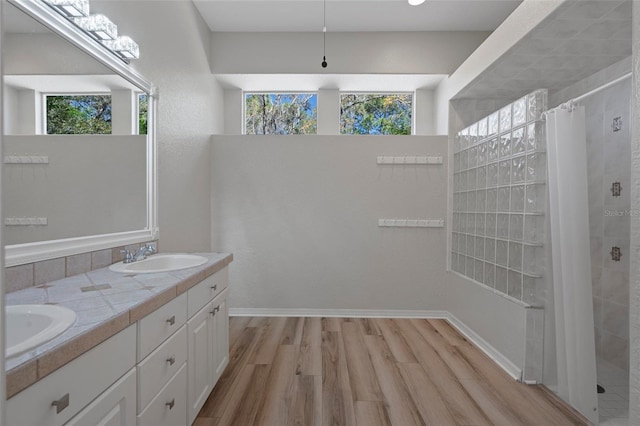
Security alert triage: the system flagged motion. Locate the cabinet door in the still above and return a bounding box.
[65,368,136,426]
[137,364,187,426]
[211,291,229,385]
[187,302,214,425]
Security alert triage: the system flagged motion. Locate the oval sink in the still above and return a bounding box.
[6,305,77,359]
[109,253,208,274]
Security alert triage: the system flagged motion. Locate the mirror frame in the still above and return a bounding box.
[4,0,158,267]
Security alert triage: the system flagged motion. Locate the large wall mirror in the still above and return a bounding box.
[2,0,157,266]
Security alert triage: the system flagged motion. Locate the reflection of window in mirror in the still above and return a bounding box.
[138,93,148,135]
[45,94,112,134]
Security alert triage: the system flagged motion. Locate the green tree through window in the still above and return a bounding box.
[245,93,317,135]
[138,94,148,135]
[46,95,112,134]
[340,94,412,135]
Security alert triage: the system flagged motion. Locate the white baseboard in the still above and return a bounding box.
[444,312,522,381]
[228,307,523,381]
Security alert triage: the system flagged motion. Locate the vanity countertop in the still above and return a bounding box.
[5,252,233,398]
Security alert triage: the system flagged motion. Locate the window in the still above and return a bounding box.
[138,93,148,135]
[245,93,317,135]
[45,94,112,134]
[340,93,412,135]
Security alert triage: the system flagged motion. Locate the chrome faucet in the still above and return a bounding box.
[121,244,156,264]
[133,244,156,261]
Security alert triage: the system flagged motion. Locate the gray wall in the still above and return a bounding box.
[94,0,225,252]
[210,135,448,312]
[210,31,490,75]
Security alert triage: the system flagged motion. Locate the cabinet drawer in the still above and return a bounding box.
[137,325,187,412]
[6,325,136,426]
[138,293,187,362]
[137,363,187,426]
[65,368,137,426]
[187,267,228,318]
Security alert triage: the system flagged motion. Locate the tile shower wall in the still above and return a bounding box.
[582,79,631,372]
[451,90,548,306]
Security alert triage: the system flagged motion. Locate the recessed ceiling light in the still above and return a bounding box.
[408,0,426,5]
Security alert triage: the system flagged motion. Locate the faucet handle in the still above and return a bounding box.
[144,243,156,254]
[120,249,134,263]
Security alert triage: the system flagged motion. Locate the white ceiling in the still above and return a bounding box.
[193,0,522,32]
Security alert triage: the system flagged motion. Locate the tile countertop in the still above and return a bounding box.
[4,252,233,399]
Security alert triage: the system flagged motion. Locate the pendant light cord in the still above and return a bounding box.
[321,0,327,68]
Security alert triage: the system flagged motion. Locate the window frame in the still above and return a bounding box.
[243,91,318,135]
[338,91,415,136]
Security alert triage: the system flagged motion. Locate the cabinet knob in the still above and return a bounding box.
[166,356,176,366]
[51,393,70,414]
[211,284,217,291]
[166,399,175,410]
[166,315,176,326]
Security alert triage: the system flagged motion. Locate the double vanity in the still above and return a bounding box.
[2,1,228,424]
[5,252,233,426]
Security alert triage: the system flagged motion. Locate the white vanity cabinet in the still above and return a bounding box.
[5,265,230,426]
[6,325,137,426]
[186,270,229,425]
[65,368,137,426]
[136,293,188,426]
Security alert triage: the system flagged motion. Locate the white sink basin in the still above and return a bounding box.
[6,305,77,359]
[109,253,208,274]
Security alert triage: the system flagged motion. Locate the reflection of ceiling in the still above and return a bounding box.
[193,0,522,32]
[4,75,141,92]
[215,73,446,91]
[3,3,51,33]
[455,0,632,100]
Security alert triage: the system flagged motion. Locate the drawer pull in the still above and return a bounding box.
[211,284,218,291]
[167,355,176,366]
[166,399,175,410]
[166,315,176,326]
[215,305,221,313]
[209,309,216,316]
[51,393,70,414]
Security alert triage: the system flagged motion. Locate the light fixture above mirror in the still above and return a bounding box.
[44,0,88,17]
[73,13,117,40]
[42,0,139,60]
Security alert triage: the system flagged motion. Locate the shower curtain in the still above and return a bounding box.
[545,104,598,424]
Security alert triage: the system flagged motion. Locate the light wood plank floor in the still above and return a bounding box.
[195,317,587,426]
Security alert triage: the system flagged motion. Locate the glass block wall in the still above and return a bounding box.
[451,90,548,304]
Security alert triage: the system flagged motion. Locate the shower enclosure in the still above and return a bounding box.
[451,82,632,424]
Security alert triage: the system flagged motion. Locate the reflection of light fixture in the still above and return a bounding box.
[103,36,139,59]
[43,0,89,17]
[74,14,117,40]
[44,0,140,61]
[408,0,426,5]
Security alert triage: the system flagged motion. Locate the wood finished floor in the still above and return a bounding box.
[194,317,587,426]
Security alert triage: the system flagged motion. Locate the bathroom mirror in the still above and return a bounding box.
[2,0,157,266]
